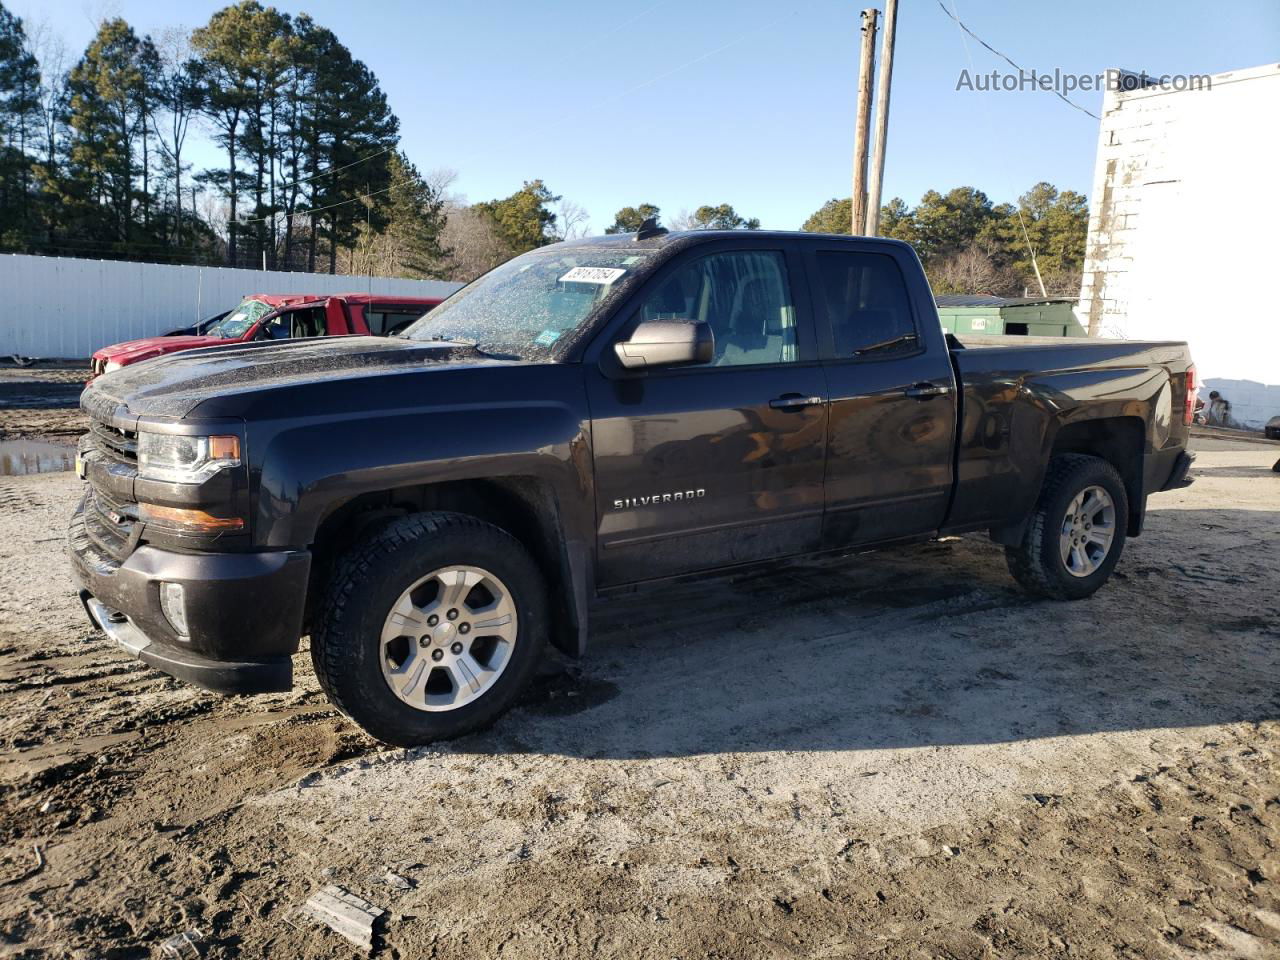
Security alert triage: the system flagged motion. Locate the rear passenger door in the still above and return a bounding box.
[804,244,957,547]
[586,240,828,586]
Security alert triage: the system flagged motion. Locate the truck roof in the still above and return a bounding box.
[558,229,919,253]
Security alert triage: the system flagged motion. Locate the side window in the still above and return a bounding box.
[261,313,290,340]
[262,308,325,340]
[366,311,422,336]
[814,251,917,358]
[637,250,797,366]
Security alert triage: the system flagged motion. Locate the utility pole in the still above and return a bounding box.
[851,7,879,234]
[865,0,898,236]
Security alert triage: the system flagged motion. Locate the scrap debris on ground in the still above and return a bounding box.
[0,426,1277,956]
[298,885,384,952]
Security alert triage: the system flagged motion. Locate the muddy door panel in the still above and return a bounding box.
[588,364,828,586]
[804,246,957,547]
[587,245,827,586]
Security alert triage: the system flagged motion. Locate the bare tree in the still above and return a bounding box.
[425,167,460,204]
[667,208,696,231]
[555,198,590,240]
[150,28,199,247]
[932,245,1015,296]
[439,204,512,283]
[23,19,67,178]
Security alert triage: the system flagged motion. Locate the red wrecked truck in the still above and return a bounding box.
[88,292,443,380]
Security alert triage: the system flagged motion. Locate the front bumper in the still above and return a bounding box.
[69,504,310,695]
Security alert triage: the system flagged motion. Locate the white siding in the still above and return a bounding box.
[0,254,463,359]
[1077,63,1280,429]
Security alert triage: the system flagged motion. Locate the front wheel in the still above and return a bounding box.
[311,512,548,746]
[1006,454,1129,600]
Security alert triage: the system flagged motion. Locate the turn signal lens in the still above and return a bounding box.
[208,436,240,461]
[137,503,244,532]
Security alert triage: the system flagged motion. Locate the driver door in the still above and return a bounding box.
[586,241,828,587]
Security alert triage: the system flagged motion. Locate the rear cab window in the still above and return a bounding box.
[365,308,430,337]
[811,250,919,359]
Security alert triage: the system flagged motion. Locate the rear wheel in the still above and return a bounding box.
[312,512,547,745]
[1006,454,1129,600]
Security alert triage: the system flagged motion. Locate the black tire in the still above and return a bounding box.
[312,511,548,746]
[1005,454,1129,600]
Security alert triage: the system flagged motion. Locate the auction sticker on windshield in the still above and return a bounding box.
[559,266,626,285]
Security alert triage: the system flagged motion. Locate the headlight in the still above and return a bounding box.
[137,433,241,484]
[103,360,122,373]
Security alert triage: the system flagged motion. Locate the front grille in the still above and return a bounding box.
[89,420,138,466]
[83,486,137,562]
[70,499,122,573]
[79,412,141,563]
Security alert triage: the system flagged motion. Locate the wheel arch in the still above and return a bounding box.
[305,476,590,658]
[990,414,1147,545]
[1046,416,1145,536]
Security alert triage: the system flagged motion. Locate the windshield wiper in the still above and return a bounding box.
[424,335,520,361]
[853,333,918,357]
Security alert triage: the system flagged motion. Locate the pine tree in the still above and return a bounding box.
[474,180,560,254]
[605,203,660,234]
[0,2,40,247]
[64,19,148,246]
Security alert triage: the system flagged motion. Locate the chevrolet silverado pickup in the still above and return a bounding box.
[70,226,1197,745]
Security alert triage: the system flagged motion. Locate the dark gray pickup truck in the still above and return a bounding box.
[70,227,1197,745]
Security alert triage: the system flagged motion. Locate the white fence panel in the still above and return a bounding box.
[0,254,463,359]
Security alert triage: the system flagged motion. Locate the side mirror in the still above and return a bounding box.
[614,320,714,370]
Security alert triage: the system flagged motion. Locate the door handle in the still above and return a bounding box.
[769,394,824,410]
[903,382,953,399]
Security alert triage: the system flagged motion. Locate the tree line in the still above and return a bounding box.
[0,0,1089,291]
[0,0,581,280]
[602,188,1086,298]
[800,183,1089,297]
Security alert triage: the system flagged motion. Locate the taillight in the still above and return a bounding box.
[1183,364,1198,425]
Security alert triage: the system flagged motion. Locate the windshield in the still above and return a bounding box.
[403,245,660,360]
[207,299,275,339]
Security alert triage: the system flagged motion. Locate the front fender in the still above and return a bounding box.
[251,401,592,550]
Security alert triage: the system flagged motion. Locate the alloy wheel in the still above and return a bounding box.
[379,565,518,712]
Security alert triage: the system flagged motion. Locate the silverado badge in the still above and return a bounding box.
[613,489,706,510]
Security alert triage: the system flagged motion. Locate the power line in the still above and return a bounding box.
[273,145,396,193]
[942,0,1053,291]
[232,175,410,226]
[935,0,1099,121]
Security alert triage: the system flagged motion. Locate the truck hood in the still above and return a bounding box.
[93,334,226,365]
[82,336,502,422]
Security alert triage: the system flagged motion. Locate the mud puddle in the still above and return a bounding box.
[0,437,76,476]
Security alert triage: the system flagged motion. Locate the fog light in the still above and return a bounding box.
[160,582,189,637]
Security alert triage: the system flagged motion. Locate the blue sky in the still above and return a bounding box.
[14,0,1280,232]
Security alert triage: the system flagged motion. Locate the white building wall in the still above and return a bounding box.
[0,254,463,360]
[1078,63,1280,429]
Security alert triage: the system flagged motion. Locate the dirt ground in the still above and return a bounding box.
[0,435,1278,959]
[0,366,87,443]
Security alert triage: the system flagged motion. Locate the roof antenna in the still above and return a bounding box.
[635,216,667,241]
